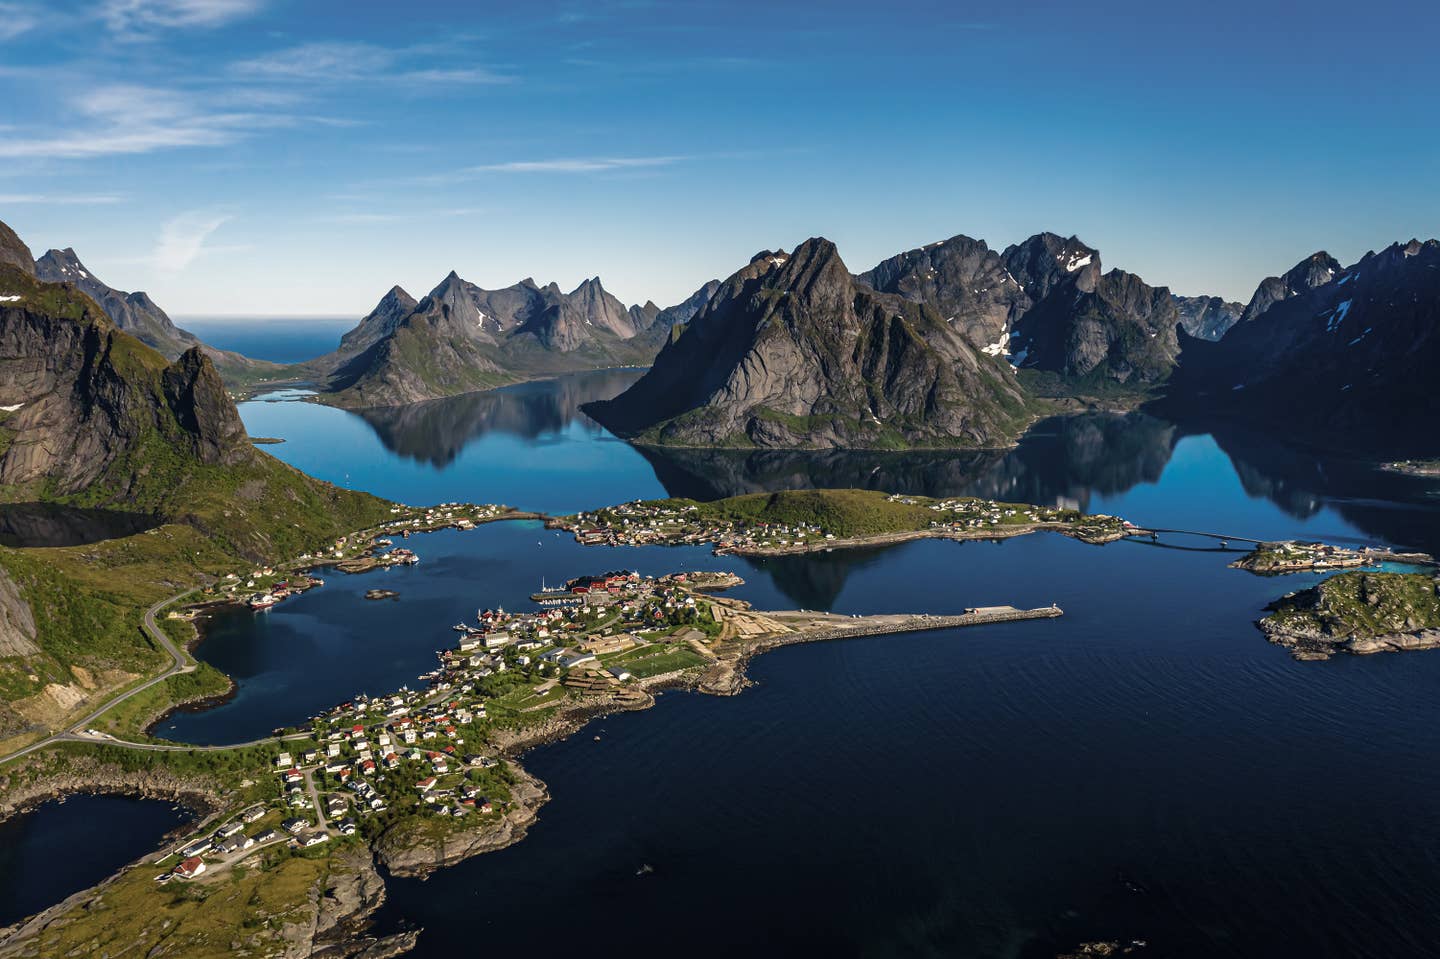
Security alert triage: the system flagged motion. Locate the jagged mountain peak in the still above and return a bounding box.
[583,237,1032,449]
[1238,249,1344,324]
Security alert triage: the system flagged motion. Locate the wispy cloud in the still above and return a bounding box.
[0,2,40,41]
[152,210,231,273]
[0,84,292,160]
[466,156,684,174]
[0,192,126,205]
[232,41,514,86]
[100,0,264,35]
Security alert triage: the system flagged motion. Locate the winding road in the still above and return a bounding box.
[0,588,297,765]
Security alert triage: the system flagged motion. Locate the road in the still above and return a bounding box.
[0,588,205,765]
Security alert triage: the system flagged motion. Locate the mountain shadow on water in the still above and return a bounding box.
[353,369,645,467]
[0,503,160,548]
[638,412,1180,513]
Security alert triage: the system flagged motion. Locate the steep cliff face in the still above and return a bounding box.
[584,239,1033,449]
[860,231,1182,387]
[0,220,35,276]
[1169,240,1440,452]
[859,234,1027,351]
[0,263,250,501]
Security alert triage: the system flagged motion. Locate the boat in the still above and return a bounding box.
[248,593,278,610]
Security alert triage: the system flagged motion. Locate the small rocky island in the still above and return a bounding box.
[1259,571,1440,660]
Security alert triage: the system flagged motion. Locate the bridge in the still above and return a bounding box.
[1127,527,1266,546]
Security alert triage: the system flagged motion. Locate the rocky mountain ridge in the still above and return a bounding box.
[320,270,716,408]
[583,238,1033,449]
[1167,239,1440,451]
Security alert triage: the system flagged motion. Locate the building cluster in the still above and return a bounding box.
[158,566,717,885]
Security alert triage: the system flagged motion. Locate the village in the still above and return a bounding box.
[169,502,528,617]
[552,492,1131,554]
[1230,539,1435,574]
[151,566,735,884]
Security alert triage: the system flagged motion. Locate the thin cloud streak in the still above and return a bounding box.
[100,0,264,35]
[0,193,126,205]
[468,156,685,174]
[152,211,231,273]
[0,84,305,160]
[232,41,515,86]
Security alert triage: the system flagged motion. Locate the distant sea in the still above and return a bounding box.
[176,316,355,365]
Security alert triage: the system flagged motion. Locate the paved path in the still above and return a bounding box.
[0,588,199,765]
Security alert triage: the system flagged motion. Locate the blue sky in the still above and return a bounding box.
[1,0,1436,316]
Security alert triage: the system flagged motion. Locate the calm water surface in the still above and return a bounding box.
[150,375,1440,956]
[0,795,190,928]
[177,315,354,364]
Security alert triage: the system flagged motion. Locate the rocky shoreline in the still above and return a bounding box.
[721,519,1127,558]
[1260,623,1440,661]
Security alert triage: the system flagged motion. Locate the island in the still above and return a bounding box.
[1258,571,1440,660]
[1228,540,1438,574]
[1383,459,1440,477]
[549,488,1133,555]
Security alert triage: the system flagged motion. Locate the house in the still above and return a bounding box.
[478,799,494,814]
[274,752,293,769]
[215,836,244,855]
[416,776,437,793]
[337,819,358,836]
[214,822,245,839]
[240,805,266,823]
[173,857,206,880]
[283,768,303,784]
[607,666,634,682]
[282,817,309,835]
[180,838,213,858]
[300,832,330,847]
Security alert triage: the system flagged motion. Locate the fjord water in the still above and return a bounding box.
[166,373,1440,957]
[0,795,190,927]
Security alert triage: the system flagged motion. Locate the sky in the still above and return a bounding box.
[0,0,1436,317]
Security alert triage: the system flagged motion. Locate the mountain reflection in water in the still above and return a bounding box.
[353,369,646,467]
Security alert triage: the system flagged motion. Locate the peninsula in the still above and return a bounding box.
[549,488,1132,555]
[0,553,1060,957]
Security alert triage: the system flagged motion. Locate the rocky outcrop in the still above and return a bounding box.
[0,564,38,658]
[0,220,34,276]
[374,767,549,877]
[0,263,251,500]
[1258,571,1440,660]
[584,238,1034,449]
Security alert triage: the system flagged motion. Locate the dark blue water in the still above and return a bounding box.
[0,795,190,927]
[177,316,354,364]
[147,379,1440,956]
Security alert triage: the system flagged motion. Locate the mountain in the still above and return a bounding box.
[0,219,35,276]
[336,284,418,358]
[34,247,278,382]
[0,229,386,553]
[1167,240,1440,452]
[859,232,1184,387]
[1173,294,1244,341]
[1237,251,1343,325]
[583,238,1034,449]
[322,273,715,408]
